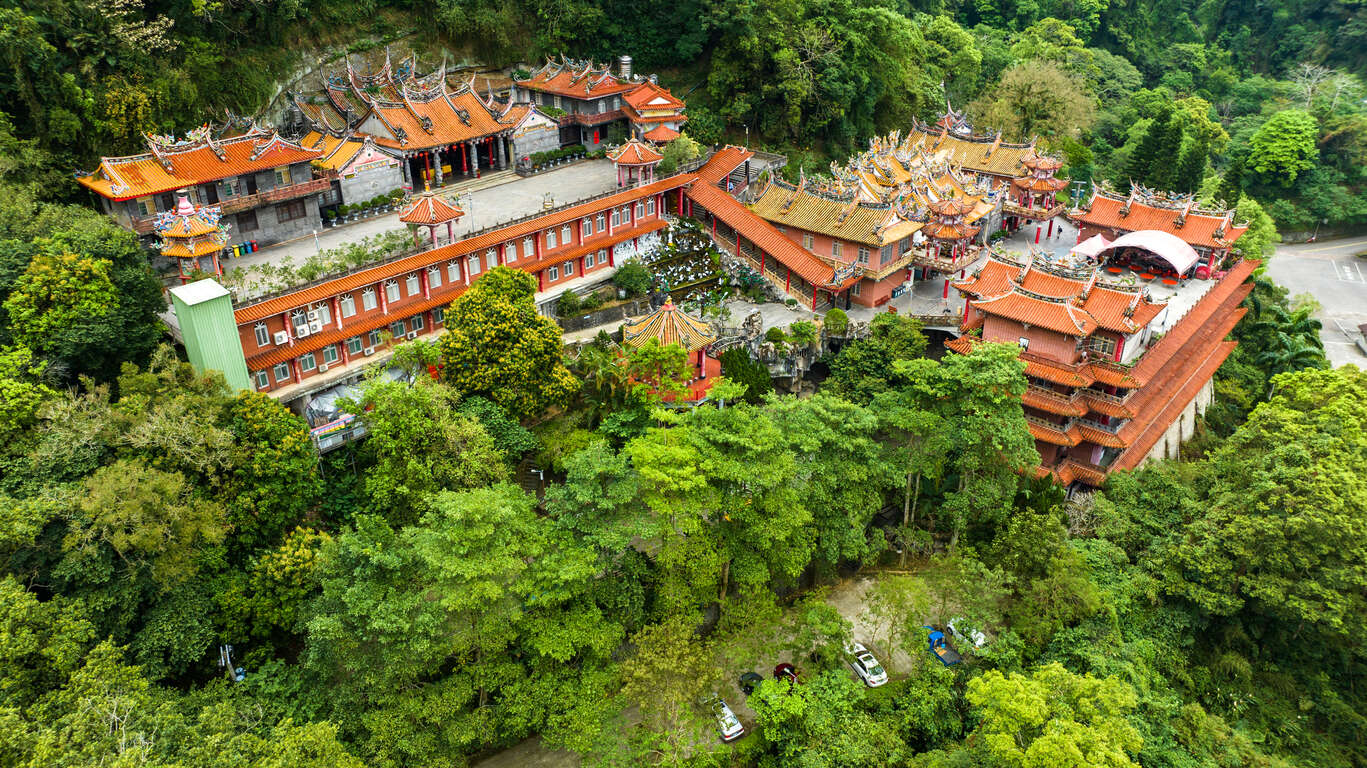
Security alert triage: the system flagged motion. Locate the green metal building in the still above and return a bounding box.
[169,280,252,391]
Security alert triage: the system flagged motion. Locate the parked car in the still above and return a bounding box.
[708,697,746,742]
[948,618,987,649]
[844,641,889,687]
[739,671,764,696]
[773,662,800,687]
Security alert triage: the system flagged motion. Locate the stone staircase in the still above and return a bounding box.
[437,169,518,197]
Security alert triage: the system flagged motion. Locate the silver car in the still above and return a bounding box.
[845,641,889,687]
[711,698,745,742]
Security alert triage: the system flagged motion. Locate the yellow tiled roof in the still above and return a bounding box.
[749,183,921,247]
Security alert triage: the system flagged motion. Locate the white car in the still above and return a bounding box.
[845,641,889,687]
[947,618,987,649]
[711,699,745,742]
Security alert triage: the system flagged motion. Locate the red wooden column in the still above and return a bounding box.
[537,269,546,292]
[420,268,430,300]
[331,296,343,330]
[607,245,615,267]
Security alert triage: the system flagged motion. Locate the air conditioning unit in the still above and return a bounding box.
[406,331,417,340]
[363,346,375,356]
[306,310,320,322]
[317,363,329,373]
[294,325,310,338]
[273,331,289,345]
[309,321,323,333]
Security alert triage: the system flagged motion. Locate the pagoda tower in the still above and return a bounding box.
[923,197,981,272]
[399,188,465,247]
[155,189,229,285]
[1009,153,1068,220]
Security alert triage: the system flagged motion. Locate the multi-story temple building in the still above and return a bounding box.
[513,56,687,147]
[77,125,328,247]
[947,248,1255,488]
[1069,185,1249,277]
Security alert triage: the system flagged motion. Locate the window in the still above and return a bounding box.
[411,314,425,331]
[611,208,621,227]
[291,311,308,335]
[361,288,377,311]
[635,202,645,218]
[646,198,655,215]
[900,236,912,254]
[300,352,316,372]
[802,233,814,250]
[598,249,606,265]
[427,265,442,288]
[136,197,155,217]
[346,336,363,355]
[596,213,606,231]
[384,281,400,303]
[585,252,595,269]
[832,242,843,259]
[622,205,632,222]
[433,307,445,325]
[254,323,270,347]
[367,330,381,347]
[561,225,572,244]
[339,294,356,317]
[548,266,560,281]
[469,254,482,275]
[391,320,406,337]
[314,303,332,327]
[222,178,241,197]
[486,248,497,267]
[277,199,307,222]
[406,273,420,296]
[852,281,861,296]
[238,210,259,232]
[447,261,461,283]
[545,229,557,249]
[564,260,574,276]
[322,345,339,364]
[255,370,269,389]
[582,219,592,238]
[273,166,292,186]
[1088,336,1117,358]
[523,236,535,256]
[273,363,290,383]
[857,246,869,265]
[880,244,894,265]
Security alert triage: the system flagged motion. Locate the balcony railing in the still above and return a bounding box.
[557,109,625,127]
[915,247,983,274]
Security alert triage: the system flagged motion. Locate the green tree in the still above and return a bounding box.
[1248,109,1319,184]
[1122,108,1170,191]
[972,60,1094,141]
[1172,136,1209,193]
[828,313,928,402]
[749,669,905,767]
[966,662,1142,768]
[719,346,773,404]
[0,344,54,443]
[220,391,321,550]
[438,266,577,418]
[620,614,720,765]
[656,133,701,174]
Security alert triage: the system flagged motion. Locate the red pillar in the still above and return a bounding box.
[537,269,546,292]
[811,291,817,310]
[460,144,468,174]
[942,277,950,299]
[608,245,615,266]
[1034,226,1041,244]
[785,267,791,293]
[1047,220,1054,238]
[423,152,432,184]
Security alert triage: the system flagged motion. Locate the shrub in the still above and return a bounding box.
[824,307,849,335]
[765,326,788,344]
[613,260,653,297]
[788,320,818,347]
[784,298,798,308]
[580,292,604,311]
[557,290,581,316]
[719,347,773,404]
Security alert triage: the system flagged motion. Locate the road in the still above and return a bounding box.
[1264,236,1367,367]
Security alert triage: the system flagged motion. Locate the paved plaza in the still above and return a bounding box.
[1265,236,1367,367]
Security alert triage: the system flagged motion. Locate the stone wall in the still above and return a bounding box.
[1142,375,1215,465]
[339,163,405,206]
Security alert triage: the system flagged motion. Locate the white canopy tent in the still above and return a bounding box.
[1098,230,1201,275]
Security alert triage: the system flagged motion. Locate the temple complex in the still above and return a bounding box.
[1069,185,1249,276]
[77,124,327,247]
[513,56,687,147]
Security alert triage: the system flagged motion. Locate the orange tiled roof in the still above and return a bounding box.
[643,125,680,143]
[696,146,754,185]
[972,290,1098,336]
[608,139,663,165]
[161,239,225,258]
[400,194,464,225]
[77,130,323,201]
[1070,193,1248,249]
[519,61,636,99]
[234,175,692,324]
[924,221,980,241]
[957,255,1167,336]
[368,89,507,150]
[1013,176,1068,193]
[623,81,684,111]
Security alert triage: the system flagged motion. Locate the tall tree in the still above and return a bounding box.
[1248,109,1320,185]
[971,60,1093,142]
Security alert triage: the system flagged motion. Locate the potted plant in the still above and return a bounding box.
[343,204,355,222]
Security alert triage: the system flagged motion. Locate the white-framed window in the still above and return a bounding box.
[384,281,400,303]
[486,248,497,267]
[433,306,445,325]
[367,329,382,347]
[582,219,592,238]
[585,252,595,268]
[315,303,332,326]
[564,260,574,276]
[390,320,406,337]
[546,229,557,249]
[852,281,862,296]
[411,314,425,331]
[339,294,356,317]
[273,362,290,383]
[832,242,843,259]
[469,254,482,275]
[505,241,517,262]
[561,224,572,243]
[802,233,814,250]
[646,198,655,215]
[427,265,442,288]
[291,310,309,336]
[346,336,363,355]
[254,323,270,346]
[901,236,912,254]
[622,205,632,222]
[596,213,606,231]
[598,249,606,264]
[404,273,419,296]
[635,202,645,218]
[548,266,560,281]
[255,370,269,389]
[300,352,316,372]
[611,208,621,227]
[362,287,377,311]
[136,196,155,217]
[1018,337,1030,350]
[857,246,869,265]
[447,261,461,283]
[322,345,339,364]
[523,236,535,256]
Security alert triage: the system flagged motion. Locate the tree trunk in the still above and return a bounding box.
[719,559,730,603]
[900,468,914,568]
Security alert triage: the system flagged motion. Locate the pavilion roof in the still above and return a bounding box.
[623,80,684,111]
[608,139,662,165]
[904,124,1038,178]
[643,124,680,143]
[517,58,637,99]
[399,193,464,225]
[622,301,717,352]
[748,180,920,247]
[956,254,1166,336]
[77,128,322,201]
